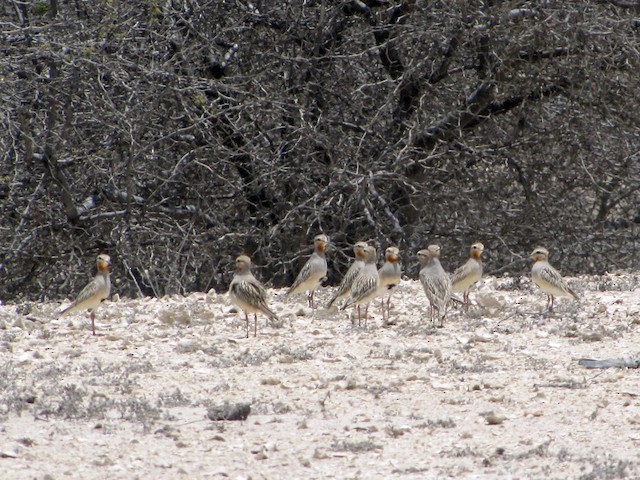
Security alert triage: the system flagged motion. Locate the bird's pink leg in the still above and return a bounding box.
[308,291,314,309]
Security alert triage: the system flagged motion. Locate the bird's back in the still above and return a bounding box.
[347,263,380,306]
[230,273,278,320]
[60,273,111,316]
[287,252,327,295]
[420,260,452,310]
[327,259,364,307]
[532,261,578,299]
[451,258,482,293]
[378,261,402,291]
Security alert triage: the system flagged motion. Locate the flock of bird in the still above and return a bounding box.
[57,235,579,338]
[226,235,579,337]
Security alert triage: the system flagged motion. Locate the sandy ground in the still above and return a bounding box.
[1,271,640,479]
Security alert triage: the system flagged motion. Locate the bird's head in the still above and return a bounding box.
[530,247,549,262]
[353,241,368,259]
[96,254,111,273]
[314,234,329,253]
[363,245,377,263]
[385,246,400,262]
[235,255,252,273]
[470,242,484,260]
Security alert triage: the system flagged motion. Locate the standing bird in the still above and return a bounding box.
[228,255,279,338]
[341,245,379,327]
[59,253,112,335]
[326,241,368,309]
[451,242,484,310]
[530,246,579,311]
[286,234,329,309]
[418,245,452,327]
[376,246,402,323]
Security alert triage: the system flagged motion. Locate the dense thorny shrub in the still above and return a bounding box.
[1,0,638,302]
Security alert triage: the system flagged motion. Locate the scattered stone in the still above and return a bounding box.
[482,411,506,425]
[457,329,493,346]
[176,339,201,353]
[207,402,251,421]
[578,357,640,369]
[158,307,191,326]
[476,293,503,310]
[581,331,604,342]
[260,377,281,385]
[431,381,455,391]
[313,448,329,459]
[0,449,18,458]
[17,438,34,447]
[16,303,32,315]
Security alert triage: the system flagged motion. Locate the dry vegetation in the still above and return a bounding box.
[1,0,639,302]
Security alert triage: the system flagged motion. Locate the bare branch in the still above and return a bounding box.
[411,82,497,151]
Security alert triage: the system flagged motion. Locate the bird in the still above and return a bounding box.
[530,246,579,311]
[326,241,368,309]
[59,253,112,335]
[286,234,329,309]
[376,246,402,323]
[418,245,452,327]
[451,242,484,310]
[341,245,379,327]
[228,255,279,338]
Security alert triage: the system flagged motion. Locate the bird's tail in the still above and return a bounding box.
[57,303,75,318]
[265,307,279,322]
[340,298,354,311]
[326,293,339,309]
